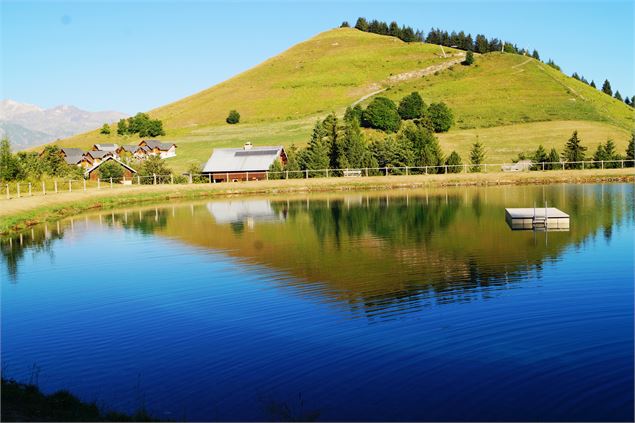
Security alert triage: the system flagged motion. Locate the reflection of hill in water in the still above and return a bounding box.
[2,184,632,319]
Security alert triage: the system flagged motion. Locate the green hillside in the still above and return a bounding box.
[42,27,634,172]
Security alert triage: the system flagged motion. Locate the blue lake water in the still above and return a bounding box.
[1,183,633,421]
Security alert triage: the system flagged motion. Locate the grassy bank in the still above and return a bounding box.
[1,379,156,422]
[1,168,633,235]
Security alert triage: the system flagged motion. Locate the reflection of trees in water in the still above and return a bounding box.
[108,209,170,235]
[0,226,64,282]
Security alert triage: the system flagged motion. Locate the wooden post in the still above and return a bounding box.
[137,175,141,184]
[425,166,428,175]
[601,160,604,169]
[209,173,212,183]
[562,162,565,170]
[110,177,113,188]
[42,181,46,195]
[246,171,249,181]
[326,169,329,178]
[621,160,624,168]
[445,165,448,174]
[305,169,308,179]
[189,173,193,184]
[98,178,101,189]
[17,183,20,198]
[285,170,288,180]
[405,166,409,176]
[582,161,585,170]
[384,167,388,176]
[484,164,487,173]
[54,180,58,193]
[542,162,545,171]
[28,182,32,196]
[170,174,174,184]
[153,173,157,185]
[5,184,9,200]
[69,180,72,192]
[83,179,86,191]
[365,168,368,177]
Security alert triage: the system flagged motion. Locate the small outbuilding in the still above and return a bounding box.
[202,143,287,182]
[60,148,85,166]
[84,156,137,181]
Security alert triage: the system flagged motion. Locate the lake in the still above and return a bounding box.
[1,183,633,421]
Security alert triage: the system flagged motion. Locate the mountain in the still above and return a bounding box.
[0,99,127,150]
[44,28,634,172]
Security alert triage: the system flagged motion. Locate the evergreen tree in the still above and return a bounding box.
[39,145,67,176]
[590,80,596,88]
[303,120,330,174]
[547,147,560,170]
[98,159,124,181]
[427,102,454,133]
[603,139,620,168]
[389,21,400,38]
[614,91,623,101]
[342,119,367,168]
[531,49,540,60]
[571,72,580,80]
[532,144,548,170]
[625,97,632,106]
[445,151,462,173]
[626,133,634,167]
[267,157,284,179]
[474,34,488,53]
[602,79,612,96]
[0,137,19,181]
[100,123,111,135]
[344,104,363,124]
[340,21,350,28]
[469,140,485,172]
[361,97,401,132]
[592,143,607,167]
[463,50,474,65]
[561,130,587,169]
[397,92,426,120]
[354,17,369,31]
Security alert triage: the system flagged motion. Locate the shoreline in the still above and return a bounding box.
[1,168,633,235]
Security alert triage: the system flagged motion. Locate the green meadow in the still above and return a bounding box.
[39,28,633,173]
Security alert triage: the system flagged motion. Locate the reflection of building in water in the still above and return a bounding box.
[207,200,286,228]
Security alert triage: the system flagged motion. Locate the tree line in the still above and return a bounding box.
[523,131,634,170]
[98,113,166,138]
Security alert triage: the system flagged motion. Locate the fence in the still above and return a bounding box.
[1,159,633,200]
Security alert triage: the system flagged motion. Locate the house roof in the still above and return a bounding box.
[85,150,113,159]
[84,156,137,177]
[140,139,176,150]
[93,143,119,151]
[117,145,137,153]
[61,148,85,165]
[202,146,284,173]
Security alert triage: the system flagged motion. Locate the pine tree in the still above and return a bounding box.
[445,151,462,173]
[602,79,612,96]
[342,119,367,168]
[626,133,634,167]
[561,130,587,169]
[532,144,548,170]
[592,143,607,167]
[469,140,485,172]
[340,21,350,28]
[354,17,368,32]
[625,97,632,107]
[303,120,330,175]
[590,80,596,88]
[603,139,619,168]
[397,92,425,120]
[547,147,560,170]
[531,49,540,60]
[100,123,111,135]
[614,91,623,101]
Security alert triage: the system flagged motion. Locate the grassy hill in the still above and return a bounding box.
[41,28,634,172]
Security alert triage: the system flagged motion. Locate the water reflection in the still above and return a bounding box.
[2,184,633,320]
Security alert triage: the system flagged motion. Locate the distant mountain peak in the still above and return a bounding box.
[0,99,126,150]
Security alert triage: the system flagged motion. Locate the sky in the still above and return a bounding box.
[1,0,633,114]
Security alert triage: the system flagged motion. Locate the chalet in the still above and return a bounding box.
[133,145,151,159]
[202,142,287,182]
[84,156,137,181]
[92,143,119,153]
[138,140,177,159]
[59,148,85,166]
[116,145,137,156]
[83,150,114,166]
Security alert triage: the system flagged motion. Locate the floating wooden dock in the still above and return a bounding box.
[505,207,570,230]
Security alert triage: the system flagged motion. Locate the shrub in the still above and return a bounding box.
[361,97,401,132]
[138,155,172,184]
[427,102,454,133]
[462,51,474,66]
[226,110,240,124]
[469,141,485,172]
[100,124,111,135]
[397,92,426,120]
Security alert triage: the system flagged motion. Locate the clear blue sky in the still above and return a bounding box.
[1,1,633,114]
